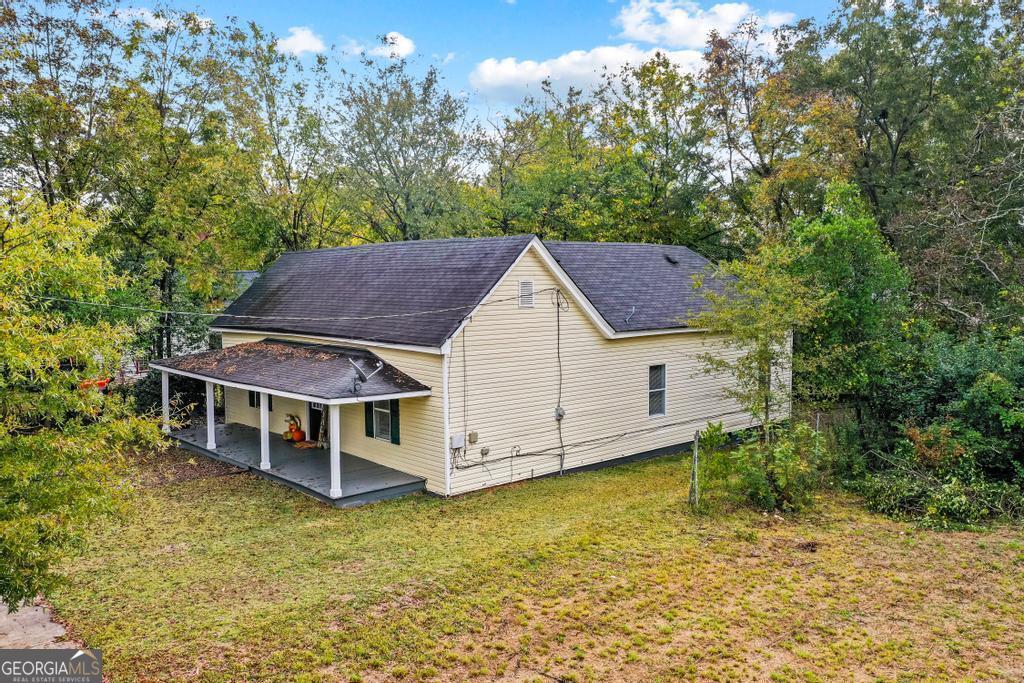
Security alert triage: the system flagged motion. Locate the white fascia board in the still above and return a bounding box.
[524,238,619,337]
[442,239,536,345]
[209,328,443,355]
[609,326,709,338]
[441,237,709,344]
[150,363,431,405]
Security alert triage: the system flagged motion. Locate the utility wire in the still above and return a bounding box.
[30,288,558,324]
[453,408,748,470]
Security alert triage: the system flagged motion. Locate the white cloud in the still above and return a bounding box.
[443,51,457,64]
[469,44,703,102]
[276,26,326,57]
[368,31,416,59]
[114,7,213,30]
[617,0,793,48]
[470,0,795,102]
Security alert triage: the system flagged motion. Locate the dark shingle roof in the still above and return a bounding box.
[153,340,430,401]
[213,235,726,345]
[544,241,726,333]
[213,236,534,347]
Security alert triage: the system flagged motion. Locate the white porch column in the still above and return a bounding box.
[259,391,271,470]
[160,370,170,434]
[329,404,342,498]
[205,381,217,450]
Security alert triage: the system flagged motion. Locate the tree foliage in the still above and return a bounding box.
[690,240,829,436]
[0,195,161,607]
[791,182,908,408]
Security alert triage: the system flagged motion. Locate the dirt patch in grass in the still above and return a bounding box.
[129,446,242,488]
[50,454,1024,682]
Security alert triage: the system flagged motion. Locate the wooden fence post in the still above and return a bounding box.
[688,429,700,509]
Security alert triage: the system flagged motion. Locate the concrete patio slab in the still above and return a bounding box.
[171,422,425,507]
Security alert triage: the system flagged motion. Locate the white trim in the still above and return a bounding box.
[328,404,342,498]
[528,238,710,338]
[610,326,708,338]
[442,238,706,346]
[205,381,217,449]
[441,349,451,497]
[304,400,311,440]
[160,371,170,433]
[149,363,432,405]
[259,392,271,470]
[648,363,667,417]
[210,328,443,355]
[444,238,535,344]
[525,238,618,338]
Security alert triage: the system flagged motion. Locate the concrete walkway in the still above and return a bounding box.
[0,602,74,649]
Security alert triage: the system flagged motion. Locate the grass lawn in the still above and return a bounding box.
[51,447,1024,682]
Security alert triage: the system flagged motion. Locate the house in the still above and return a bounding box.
[153,235,774,506]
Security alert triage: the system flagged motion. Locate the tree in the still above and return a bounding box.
[593,53,713,249]
[478,102,544,235]
[335,55,479,242]
[697,20,856,237]
[819,0,1011,226]
[690,240,829,439]
[0,195,160,608]
[500,83,612,241]
[887,101,1024,329]
[0,0,124,206]
[791,182,908,411]
[229,22,351,254]
[96,9,260,359]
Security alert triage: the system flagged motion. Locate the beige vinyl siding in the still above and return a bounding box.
[224,388,306,436]
[446,248,769,495]
[220,331,447,494]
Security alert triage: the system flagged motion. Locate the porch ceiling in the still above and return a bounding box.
[152,339,431,404]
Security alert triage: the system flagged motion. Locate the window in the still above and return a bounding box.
[648,365,666,416]
[248,391,272,411]
[373,401,391,441]
[518,280,535,308]
[364,399,400,444]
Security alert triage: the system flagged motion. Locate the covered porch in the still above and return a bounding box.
[152,339,432,507]
[172,422,424,506]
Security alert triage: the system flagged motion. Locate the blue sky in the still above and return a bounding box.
[164,0,837,112]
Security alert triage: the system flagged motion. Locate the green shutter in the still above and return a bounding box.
[364,402,374,437]
[248,391,256,408]
[389,399,400,445]
[267,394,273,412]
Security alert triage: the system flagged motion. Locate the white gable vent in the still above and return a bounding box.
[518,280,535,309]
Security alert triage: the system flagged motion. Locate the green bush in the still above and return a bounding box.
[851,425,1024,529]
[730,423,824,512]
[864,327,1024,483]
[132,369,206,424]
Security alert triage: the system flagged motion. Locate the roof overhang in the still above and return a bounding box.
[439,237,707,353]
[151,340,432,405]
[208,328,444,355]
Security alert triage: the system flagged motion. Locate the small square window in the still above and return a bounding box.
[648,365,666,416]
[518,280,535,308]
[248,391,272,411]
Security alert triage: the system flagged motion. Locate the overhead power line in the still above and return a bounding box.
[31,288,557,324]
